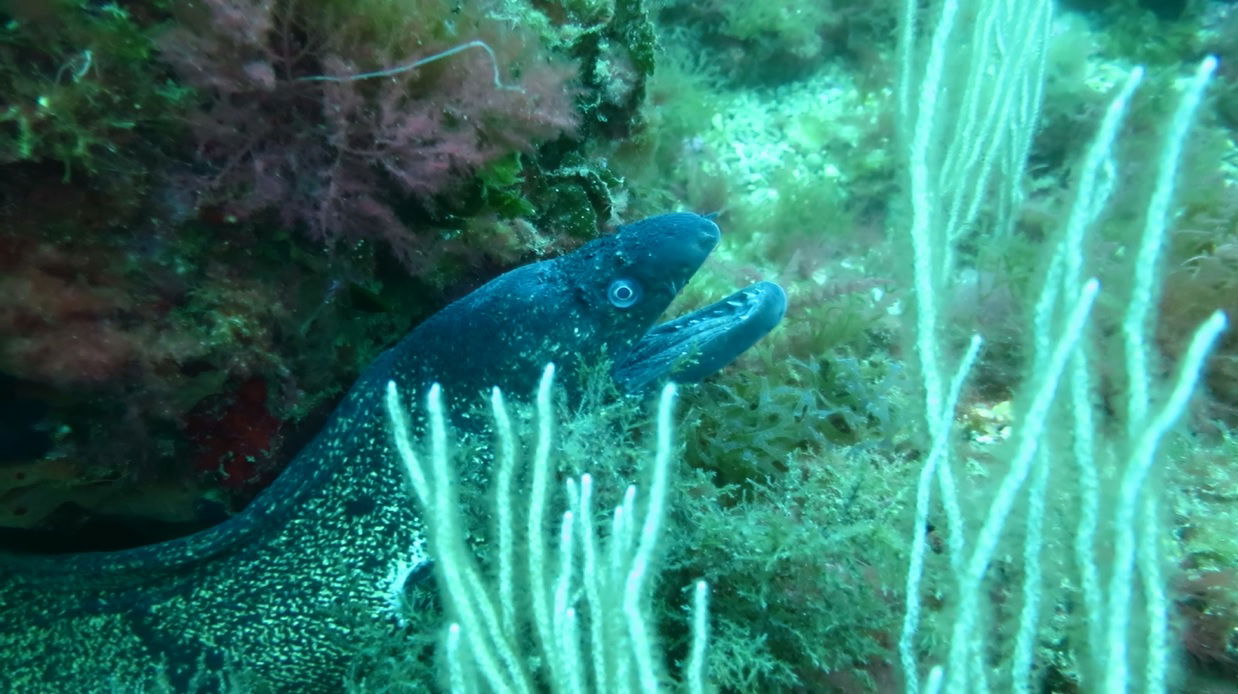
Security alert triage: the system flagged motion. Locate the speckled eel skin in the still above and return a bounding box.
[0,213,786,691]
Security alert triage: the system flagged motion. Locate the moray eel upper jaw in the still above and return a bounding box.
[558,211,721,349]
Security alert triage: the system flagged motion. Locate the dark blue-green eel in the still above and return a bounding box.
[0,213,786,691]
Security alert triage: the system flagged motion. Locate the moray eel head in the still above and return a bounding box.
[390,212,785,401]
[553,212,787,391]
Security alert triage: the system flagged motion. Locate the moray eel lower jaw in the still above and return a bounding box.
[614,279,788,392]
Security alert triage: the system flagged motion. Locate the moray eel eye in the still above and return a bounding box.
[608,278,641,308]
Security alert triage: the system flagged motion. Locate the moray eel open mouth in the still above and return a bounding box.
[613,277,788,392]
[550,211,787,394]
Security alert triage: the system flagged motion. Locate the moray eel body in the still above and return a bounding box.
[0,213,786,691]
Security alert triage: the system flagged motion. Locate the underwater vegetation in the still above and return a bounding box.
[1,0,1238,692]
[0,0,605,533]
[157,0,579,270]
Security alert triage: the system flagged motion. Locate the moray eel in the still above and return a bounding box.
[0,213,786,691]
